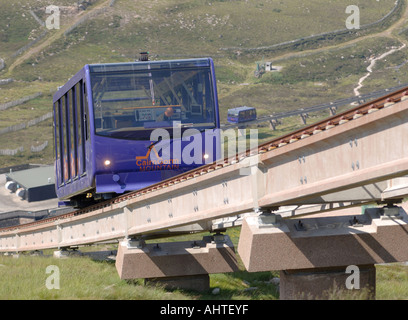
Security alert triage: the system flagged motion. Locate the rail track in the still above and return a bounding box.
[1,85,408,252]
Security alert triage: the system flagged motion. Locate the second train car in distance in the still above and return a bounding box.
[53,57,220,207]
[227,106,256,124]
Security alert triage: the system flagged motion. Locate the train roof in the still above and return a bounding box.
[89,57,213,73]
[53,57,214,102]
[228,106,255,112]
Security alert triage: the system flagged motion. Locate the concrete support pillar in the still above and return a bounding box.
[268,119,276,130]
[279,265,376,300]
[300,113,307,125]
[116,234,239,292]
[237,127,246,137]
[329,106,337,116]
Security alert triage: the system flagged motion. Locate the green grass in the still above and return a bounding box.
[0,253,280,300]
[0,80,56,104]
[0,227,280,300]
[0,254,190,300]
[376,263,408,299]
[0,118,54,167]
[0,1,41,57]
[0,96,52,129]
[1,234,408,300]
[129,0,396,54]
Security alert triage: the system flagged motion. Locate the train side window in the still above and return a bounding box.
[61,94,69,182]
[71,88,78,179]
[66,93,72,181]
[54,101,61,185]
[58,99,64,184]
[76,81,84,175]
[54,102,60,161]
[84,83,90,141]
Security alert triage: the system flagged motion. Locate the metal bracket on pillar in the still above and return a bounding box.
[257,207,282,228]
[191,241,201,249]
[349,216,364,227]
[294,220,307,231]
[53,247,70,258]
[212,230,227,244]
[379,204,402,220]
[124,236,145,249]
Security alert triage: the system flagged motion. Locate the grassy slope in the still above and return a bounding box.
[0,0,401,165]
[0,228,281,300]
[0,0,404,165]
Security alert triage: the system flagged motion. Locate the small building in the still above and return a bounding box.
[265,62,273,72]
[5,166,56,202]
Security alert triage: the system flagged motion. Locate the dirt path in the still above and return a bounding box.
[6,0,111,74]
[354,43,407,96]
[350,2,408,96]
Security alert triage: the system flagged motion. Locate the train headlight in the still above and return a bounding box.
[203,153,209,160]
[104,159,111,167]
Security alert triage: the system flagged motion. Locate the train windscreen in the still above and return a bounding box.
[90,62,217,140]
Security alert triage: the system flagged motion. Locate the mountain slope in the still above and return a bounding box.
[0,0,407,167]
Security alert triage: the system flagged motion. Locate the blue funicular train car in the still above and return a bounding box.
[53,55,220,207]
[227,106,256,124]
